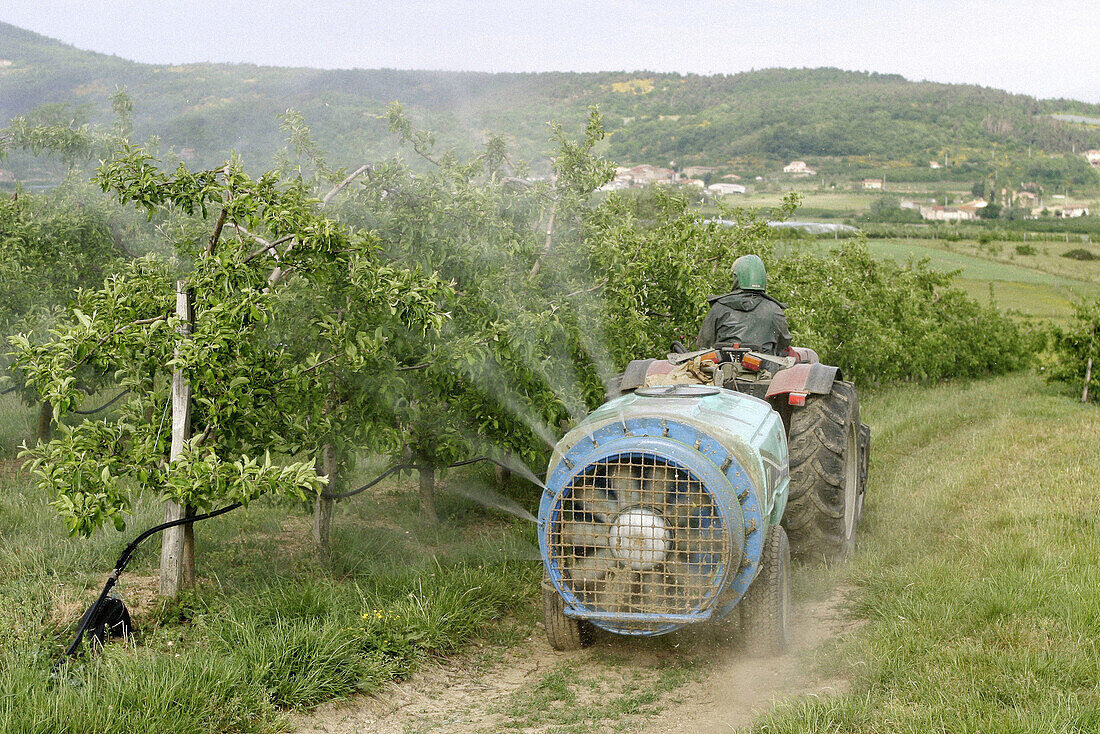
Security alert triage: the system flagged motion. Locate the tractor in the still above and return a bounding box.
[537,343,869,653]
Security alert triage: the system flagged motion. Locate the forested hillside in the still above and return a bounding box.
[2,20,1100,184]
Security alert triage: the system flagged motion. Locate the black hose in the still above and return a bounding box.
[0,384,17,395]
[57,502,241,666]
[59,453,527,664]
[319,455,518,500]
[73,389,130,415]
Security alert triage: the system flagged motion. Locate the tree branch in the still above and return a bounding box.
[206,208,227,256]
[528,205,557,280]
[65,315,167,372]
[321,164,371,208]
[562,279,607,298]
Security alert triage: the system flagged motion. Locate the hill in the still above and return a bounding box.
[2,21,1100,187]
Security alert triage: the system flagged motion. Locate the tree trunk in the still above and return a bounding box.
[160,281,192,599]
[36,401,52,443]
[494,463,511,487]
[419,464,437,523]
[313,444,336,550]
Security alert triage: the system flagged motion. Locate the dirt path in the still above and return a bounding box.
[294,588,857,734]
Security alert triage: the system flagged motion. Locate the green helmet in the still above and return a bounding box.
[731,254,767,291]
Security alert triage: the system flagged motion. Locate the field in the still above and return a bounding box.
[865,238,1100,321]
[753,372,1100,732]
[3,370,1097,732]
[0,404,542,732]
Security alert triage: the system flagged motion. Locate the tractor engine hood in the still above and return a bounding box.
[539,385,789,636]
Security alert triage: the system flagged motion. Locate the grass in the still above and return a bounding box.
[0,448,542,733]
[778,236,1100,322]
[4,368,1098,732]
[499,659,696,733]
[751,371,1100,733]
[869,238,1100,322]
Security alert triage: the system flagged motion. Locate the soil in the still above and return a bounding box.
[293,587,858,734]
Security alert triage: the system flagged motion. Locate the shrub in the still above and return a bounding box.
[771,241,1019,384]
[1041,299,1099,402]
[1062,248,1098,261]
[1015,244,1036,256]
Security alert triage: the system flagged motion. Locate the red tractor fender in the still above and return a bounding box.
[787,346,820,364]
[765,362,841,399]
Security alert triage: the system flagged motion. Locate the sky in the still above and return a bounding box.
[2,1,1098,103]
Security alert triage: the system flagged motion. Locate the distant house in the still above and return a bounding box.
[707,183,746,195]
[721,173,742,181]
[598,166,640,191]
[1085,150,1100,168]
[920,205,977,222]
[0,169,14,183]
[178,148,198,161]
[679,178,706,189]
[862,178,883,190]
[783,161,816,176]
[899,200,920,210]
[929,160,942,169]
[1014,190,1039,206]
[628,164,675,185]
[957,200,988,218]
[1033,205,1090,218]
[681,166,718,178]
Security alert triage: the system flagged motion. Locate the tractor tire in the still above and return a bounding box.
[542,577,590,651]
[783,380,862,564]
[739,523,791,656]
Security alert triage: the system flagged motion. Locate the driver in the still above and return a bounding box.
[695,254,791,356]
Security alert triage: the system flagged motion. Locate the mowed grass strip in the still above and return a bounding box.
[753,372,1100,733]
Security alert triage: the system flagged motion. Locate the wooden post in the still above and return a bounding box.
[159,281,192,598]
[1084,357,1094,404]
[419,464,437,523]
[313,444,336,550]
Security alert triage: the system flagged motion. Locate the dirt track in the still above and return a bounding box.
[294,588,856,734]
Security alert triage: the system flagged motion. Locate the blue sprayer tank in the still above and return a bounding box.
[538,384,789,637]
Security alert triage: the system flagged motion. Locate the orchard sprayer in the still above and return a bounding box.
[538,344,869,653]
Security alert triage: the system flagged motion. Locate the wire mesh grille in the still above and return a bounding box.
[548,453,731,619]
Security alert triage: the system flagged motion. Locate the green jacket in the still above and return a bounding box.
[695,290,792,355]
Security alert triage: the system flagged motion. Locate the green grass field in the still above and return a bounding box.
[866,238,1100,321]
[0,441,541,733]
[776,235,1100,322]
[753,371,1100,733]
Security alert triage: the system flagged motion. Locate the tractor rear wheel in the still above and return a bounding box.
[783,381,862,564]
[542,577,591,651]
[740,523,791,656]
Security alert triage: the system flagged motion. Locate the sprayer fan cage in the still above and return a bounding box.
[548,452,732,625]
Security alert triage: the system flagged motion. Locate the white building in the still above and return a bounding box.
[920,205,977,222]
[707,183,746,195]
[783,161,816,176]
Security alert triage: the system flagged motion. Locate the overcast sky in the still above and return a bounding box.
[2,1,1097,102]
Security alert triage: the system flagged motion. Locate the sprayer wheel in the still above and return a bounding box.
[740,523,791,656]
[542,577,591,651]
[783,380,862,564]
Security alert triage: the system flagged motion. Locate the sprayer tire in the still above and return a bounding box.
[783,380,861,564]
[740,524,791,656]
[542,577,590,651]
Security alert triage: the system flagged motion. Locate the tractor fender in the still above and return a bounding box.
[788,346,820,364]
[765,363,841,399]
[621,359,657,391]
